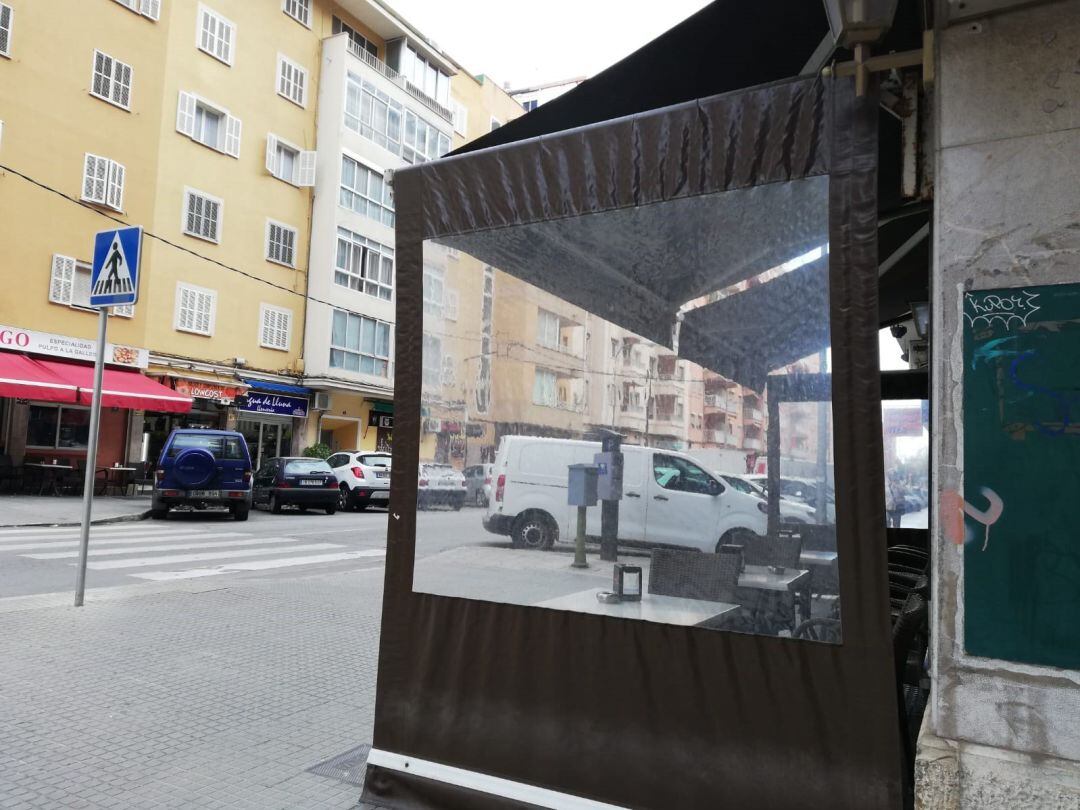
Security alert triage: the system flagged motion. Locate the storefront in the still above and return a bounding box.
[141,373,245,464]
[311,390,393,454]
[0,324,191,467]
[236,381,310,469]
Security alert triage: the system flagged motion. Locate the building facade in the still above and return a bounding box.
[0,0,512,473]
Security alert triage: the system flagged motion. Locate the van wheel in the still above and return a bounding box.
[512,512,557,550]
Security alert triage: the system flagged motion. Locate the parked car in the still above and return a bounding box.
[327,451,391,511]
[464,463,494,507]
[252,457,339,514]
[719,473,817,523]
[151,429,253,521]
[747,474,836,524]
[483,436,766,551]
[418,463,466,510]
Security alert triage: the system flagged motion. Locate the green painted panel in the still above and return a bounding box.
[963,283,1080,668]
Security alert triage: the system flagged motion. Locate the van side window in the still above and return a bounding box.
[653,454,715,495]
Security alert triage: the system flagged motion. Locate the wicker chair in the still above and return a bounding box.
[742,530,803,569]
[648,548,742,603]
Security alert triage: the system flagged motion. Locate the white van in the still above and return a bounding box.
[482,436,767,552]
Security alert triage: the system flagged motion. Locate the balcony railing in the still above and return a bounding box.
[705,429,728,444]
[744,407,764,422]
[346,38,453,123]
[743,438,763,451]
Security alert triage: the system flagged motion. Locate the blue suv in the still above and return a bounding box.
[151,429,253,521]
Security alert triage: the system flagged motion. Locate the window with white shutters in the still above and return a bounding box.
[0,4,13,58]
[266,220,296,267]
[445,288,459,321]
[176,92,241,158]
[183,189,222,243]
[265,134,315,187]
[198,6,234,65]
[451,98,468,136]
[111,0,160,20]
[282,0,310,27]
[277,55,307,107]
[48,256,133,316]
[48,255,76,305]
[82,154,125,211]
[259,305,291,351]
[175,283,216,335]
[90,50,133,109]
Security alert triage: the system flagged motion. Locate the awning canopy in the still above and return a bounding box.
[239,378,310,395]
[370,400,393,414]
[37,360,193,413]
[0,353,79,403]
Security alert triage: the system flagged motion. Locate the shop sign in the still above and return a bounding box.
[239,392,309,418]
[0,323,149,369]
[172,378,243,403]
[368,412,394,429]
[883,407,923,437]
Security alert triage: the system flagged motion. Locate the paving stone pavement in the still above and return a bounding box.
[0,570,381,809]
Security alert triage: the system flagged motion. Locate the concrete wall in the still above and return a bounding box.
[922,1,1080,805]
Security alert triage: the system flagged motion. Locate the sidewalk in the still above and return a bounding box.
[0,566,381,809]
[0,494,151,527]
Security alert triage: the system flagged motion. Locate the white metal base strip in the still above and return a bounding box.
[365,749,632,810]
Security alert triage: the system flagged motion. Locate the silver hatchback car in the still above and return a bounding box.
[463,463,493,507]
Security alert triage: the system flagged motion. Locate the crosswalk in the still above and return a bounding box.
[0,521,385,584]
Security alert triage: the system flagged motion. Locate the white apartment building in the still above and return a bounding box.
[303,7,455,453]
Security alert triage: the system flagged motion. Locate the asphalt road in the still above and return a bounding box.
[0,503,493,600]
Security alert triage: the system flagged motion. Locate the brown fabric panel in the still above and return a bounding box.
[415,77,828,242]
[365,77,901,810]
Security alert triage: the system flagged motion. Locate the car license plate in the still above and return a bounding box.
[188,490,220,498]
[371,491,389,499]
[300,479,322,486]
[376,471,390,479]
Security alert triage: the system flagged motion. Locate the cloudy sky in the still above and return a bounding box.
[385,0,714,90]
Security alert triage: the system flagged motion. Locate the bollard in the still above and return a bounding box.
[572,505,588,568]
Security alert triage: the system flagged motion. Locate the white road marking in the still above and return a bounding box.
[25,537,302,559]
[0,523,152,538]
[86,543,343,570]
[0,532,248,551]
[131,549,387,581]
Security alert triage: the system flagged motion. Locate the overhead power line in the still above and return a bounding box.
[0,161,396,327]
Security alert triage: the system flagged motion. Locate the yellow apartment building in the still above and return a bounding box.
[0,0,515,475]
[418,72,523,467]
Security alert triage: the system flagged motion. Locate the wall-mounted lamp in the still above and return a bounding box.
[823,0,899,47]
[910,301,930,340]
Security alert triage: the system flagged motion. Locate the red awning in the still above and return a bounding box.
[36,360,193,413]
[0,353,79,403]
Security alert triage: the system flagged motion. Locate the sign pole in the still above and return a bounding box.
[74,308,109,607]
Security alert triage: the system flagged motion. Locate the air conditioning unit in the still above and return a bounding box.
[313,392,332,411]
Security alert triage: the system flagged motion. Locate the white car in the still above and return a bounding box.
[327,451,391,511]
[418,463,467,510]
[720,473,816,523]
[483,436,766,551]
[747,474,836,524]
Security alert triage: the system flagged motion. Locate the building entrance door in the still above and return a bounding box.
[238,417,293,469]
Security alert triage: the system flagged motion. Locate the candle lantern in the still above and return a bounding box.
[613,564,642,601]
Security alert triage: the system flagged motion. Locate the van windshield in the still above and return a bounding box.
[167,434,247,460]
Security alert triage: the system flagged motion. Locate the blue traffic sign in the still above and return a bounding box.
[90,226,142,307]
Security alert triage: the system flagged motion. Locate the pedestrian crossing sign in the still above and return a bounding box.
[90,226,142,307]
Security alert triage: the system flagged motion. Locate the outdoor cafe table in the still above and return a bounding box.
[23,462,74,496]
[536,588,739,628]
[98,466,137,496]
